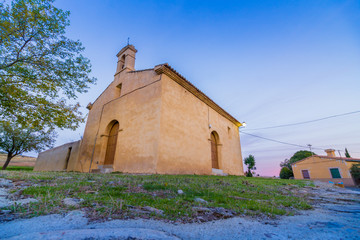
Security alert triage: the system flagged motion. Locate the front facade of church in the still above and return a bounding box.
[35,45,244,176]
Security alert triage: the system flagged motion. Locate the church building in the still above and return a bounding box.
[34,45,245,175]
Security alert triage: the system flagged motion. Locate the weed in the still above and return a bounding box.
[0,171,314,222]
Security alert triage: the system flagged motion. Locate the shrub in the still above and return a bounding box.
[280,167,294,179]
[350,164,360,185]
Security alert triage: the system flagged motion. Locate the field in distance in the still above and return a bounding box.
[0,153,36,167]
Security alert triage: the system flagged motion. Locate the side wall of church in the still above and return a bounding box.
[157,74,244,175]
[74,69,162,173]
[34,140,81,172]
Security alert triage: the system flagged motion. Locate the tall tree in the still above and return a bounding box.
[244,155,256,177]
[345,148,351,158]
[0,0,96,129]
[0,121,56,170]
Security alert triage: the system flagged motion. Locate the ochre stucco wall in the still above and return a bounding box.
[292,156,355,186]
[75,69,162,173]
[157,74,243,175]
[34,141,80,172]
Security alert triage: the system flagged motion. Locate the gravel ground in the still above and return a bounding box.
[1,181,360,240]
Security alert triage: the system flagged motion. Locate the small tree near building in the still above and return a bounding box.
[280,158,292,171]
[0,122,55,170]
[345,148,351,158]
[350,164,360,185]
[279,167,294,179]
[244,155,256,177]
[279,150,315,178]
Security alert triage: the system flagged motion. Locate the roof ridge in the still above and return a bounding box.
[292,155,360,165]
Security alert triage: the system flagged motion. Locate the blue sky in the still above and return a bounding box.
[46,0,360,176]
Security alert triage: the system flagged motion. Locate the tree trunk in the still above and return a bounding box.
[2,153,13,170]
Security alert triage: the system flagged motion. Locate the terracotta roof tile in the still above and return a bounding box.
[291,155,360,165]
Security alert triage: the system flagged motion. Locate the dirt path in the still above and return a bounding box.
[1,181,359,239]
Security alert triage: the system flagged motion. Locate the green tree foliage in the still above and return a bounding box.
[244,155,255,177]
[279,150,315,177]
[280,158,292,170]
[350,164,360,185]
[0,121,56,170]
[0,0,96,129]
[345,148,351,158]
[279,167,293,179]
[289,150,315,166]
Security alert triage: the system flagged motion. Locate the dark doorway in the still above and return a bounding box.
[210,131,219,169]
[104,122,119,165]
[64,147,72,170]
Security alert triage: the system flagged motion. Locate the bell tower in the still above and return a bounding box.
[115,44,137,73]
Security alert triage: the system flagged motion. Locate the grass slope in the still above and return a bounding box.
[0,171,313,222]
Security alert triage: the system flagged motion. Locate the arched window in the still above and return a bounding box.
[210,131,219,169]
[104,121,119,165]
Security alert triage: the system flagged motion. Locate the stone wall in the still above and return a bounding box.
[34,140,81,172]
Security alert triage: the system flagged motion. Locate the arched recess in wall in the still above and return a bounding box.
[104,121,119,165]
[120,55,125,69]
[210,131,220,169]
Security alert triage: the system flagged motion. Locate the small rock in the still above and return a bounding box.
[213,207,234,218]
[65,210,85,218]
[194,197,208,204]
[63,198,84,207]
[192,207,211,213]
[0,188,8,196]
[298,190,309,194]
[130,208,148,215]
[177,189,184,194]
[14,198,38,206]
[0,179,12,187]
[142,206,164,215]
[1,209,11,214]
[264,233,276,238]
[2,216,14,221]
[85,190,97,194]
